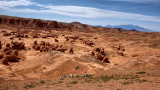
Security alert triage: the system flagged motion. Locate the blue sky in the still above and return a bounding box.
[0,0,160,31]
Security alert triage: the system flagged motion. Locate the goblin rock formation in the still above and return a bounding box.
[0,41,24,65]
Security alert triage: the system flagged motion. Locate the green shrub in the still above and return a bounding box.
[136,71,146,74]
[70,81,78,84]
[75,66,79,70]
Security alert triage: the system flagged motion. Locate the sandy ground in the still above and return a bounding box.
[0,25,160,90]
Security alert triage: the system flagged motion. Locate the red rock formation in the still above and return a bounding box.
[69,47,74,54]
[0,41,2,49]
[0,53,4,59]
[2,58,8,65]
[0,15,59,29]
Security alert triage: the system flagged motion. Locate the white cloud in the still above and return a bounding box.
[0,0,34,7]
[107,0,160,3]
[39,5,160,23]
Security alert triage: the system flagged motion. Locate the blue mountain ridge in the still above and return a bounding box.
[96,24,154,32]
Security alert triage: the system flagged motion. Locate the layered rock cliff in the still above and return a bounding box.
[0,15,137,33]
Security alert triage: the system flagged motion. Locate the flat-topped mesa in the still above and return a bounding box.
[0,15,141,33]
[0,15,107,32]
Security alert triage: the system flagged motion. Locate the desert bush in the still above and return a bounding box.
[75,66,79,70]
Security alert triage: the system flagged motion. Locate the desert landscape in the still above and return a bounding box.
[0,15,160,90]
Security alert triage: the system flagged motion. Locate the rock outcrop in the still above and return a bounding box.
[0,41,24,65]
[90,47,110,63]
[111,44,125,56]
[0,15,59,29]
[0,41,2,49]
[32,41,67,53]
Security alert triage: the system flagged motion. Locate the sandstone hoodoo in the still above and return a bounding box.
[69,47,74,54]
[0,40,25,65]
[83,40,94,47]
[90,47,110,63]
[11,41,25,50]
[0,53,4,59]
[55,38,59,42]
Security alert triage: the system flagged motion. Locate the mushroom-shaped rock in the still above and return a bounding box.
[6,43,10,47]
[90,51,95,56]
[69,47,74,54]
[34,40,37,45]
[0,53,4,59]
[40,41,45,45]
[55,39,58,42]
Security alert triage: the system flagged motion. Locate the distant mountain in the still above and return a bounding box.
[105,24,154,32]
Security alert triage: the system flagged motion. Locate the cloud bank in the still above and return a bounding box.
[0,0,160,23]
[107,0,160,3]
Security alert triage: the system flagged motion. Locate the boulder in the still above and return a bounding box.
[34,40,37,45]
[3,32,11,36]
[4,55,18,62]
[11,41,25,50]
[45,42,50,46]
[90,51,95,56]
[34,45,41,50]
[83,40,94,46]
[111,44,125,51]
[102,56,110,63]
[0,41,2,49]
[117,51,125,56]
[56,48,67,52]
[94,47,101,52]
[41,47,49,52]
[2,58,8,65]
[55,39,59,42]
[5,50,12,55]
[6,43,10,47]
[94,53,104,61]
[69,47,74,54]
[0,53,4,59]
[9,36,14,40]
[40,41,45,45]
[3,47,11,52]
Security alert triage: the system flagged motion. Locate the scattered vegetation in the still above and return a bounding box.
[40,80,45,84]
[100,75,114,82]
[70,81,78,84]
[98,85,102,87]
[75,66,79,70]
[149,43,160,48]
[122,81,133,85]
[24,84,35,89]
[136,71,146,74]
[1,72,160,89]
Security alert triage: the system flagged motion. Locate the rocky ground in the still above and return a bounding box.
[0,15,160,90]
